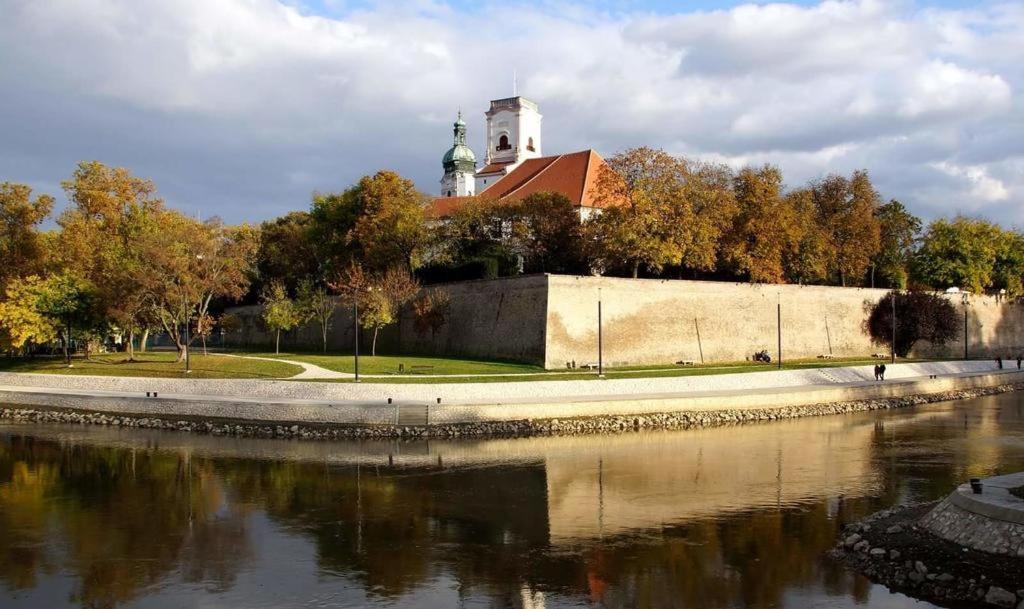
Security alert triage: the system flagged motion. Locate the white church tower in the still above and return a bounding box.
[440,111,476,197]
[474,96,543,192]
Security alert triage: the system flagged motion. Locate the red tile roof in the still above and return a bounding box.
[429,149,621,218]
[475,161,514,175]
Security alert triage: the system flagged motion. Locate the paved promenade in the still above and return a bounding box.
[0,361,1020,428]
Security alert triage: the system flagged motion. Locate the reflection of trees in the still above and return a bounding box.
[0,437,253,608]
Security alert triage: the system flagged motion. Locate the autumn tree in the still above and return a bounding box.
[0,276,58,353]
[866,291,959,357]
[810,171,882,286]
[140,211,258,362]
[590,148,684,278]
[412,288,450,339]
[260,281,300,354]
[351,171,429,273]
[330,264,419,356]
[723,165,795,283]
[56,161,164,360]
[296,277,336,353]
[430,196,517,278]
[36,272,99,366]
[676,161,737,276]
[783,188,831,285]
[872,199,921,289]
[0,183,53,291]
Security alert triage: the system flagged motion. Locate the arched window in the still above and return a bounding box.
[497,134,511,151]
[527,137,535,152]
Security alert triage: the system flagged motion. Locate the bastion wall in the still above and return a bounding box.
[226,274,1024,369]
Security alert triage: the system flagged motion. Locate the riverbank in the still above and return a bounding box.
[830,498,1024,608]
[0,361,1022,438]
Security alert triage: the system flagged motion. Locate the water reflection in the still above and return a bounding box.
[1,393,1023,608]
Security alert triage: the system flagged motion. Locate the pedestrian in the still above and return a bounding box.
[873,364,880,381]
[997,356,1003,370]
[1017,355,1021,370]
[879,363,886,381]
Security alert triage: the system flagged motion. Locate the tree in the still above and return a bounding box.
[865,291,959,357]
[872,199,921,289]
[296,278,336,353]
[0,275,58,353]
[36,272,99,366]
[809,171,882,286]
[0,183,53,292]
[140,211,258,362]
[218,313,242,349]
[590,148,683,278]
[783,188,830,285]
[56,161,165,361]
[412,288,450,338]
[330,264,419,356]
[991,229,1024,297]
[913,216,1001,294]
[260,281,300,355]
[676,161,737,276]
[506,192,587,274]
[256,211,320,296]
[350,171,429,273]
[723,165,795,283]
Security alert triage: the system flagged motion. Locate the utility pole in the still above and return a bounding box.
[777,299,782,370]
[184,318,191,374]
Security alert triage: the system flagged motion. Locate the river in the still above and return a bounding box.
[1,392,1023,608]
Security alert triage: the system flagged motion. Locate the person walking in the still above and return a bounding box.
[997,356,1003,370]
[879,363,886,381]
[873,364,880,381]
[1017,355,1021,370]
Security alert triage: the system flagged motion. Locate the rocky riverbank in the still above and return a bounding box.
[1,381,1022,440]
[830,503,1024,608]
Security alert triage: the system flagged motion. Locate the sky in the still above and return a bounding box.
[1,0,1021,226]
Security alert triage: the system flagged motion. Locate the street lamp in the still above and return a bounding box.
[597,288,604,378]
[354,286,374,383]
[891,290,897,365]
[962,292,970,360]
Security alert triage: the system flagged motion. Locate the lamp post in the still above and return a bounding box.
[891,290,897,365]
[776,293,782,370]
[598,288,604,378]
[184,318,191,374]
[962,292,969,360]
[353,298,360,383]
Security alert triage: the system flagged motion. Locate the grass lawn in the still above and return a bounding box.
[0,352,303,379]
[251,352,545,376]
[267,354,908,383]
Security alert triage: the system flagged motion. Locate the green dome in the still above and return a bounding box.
[443,143,476,166]
[443,111,476,172]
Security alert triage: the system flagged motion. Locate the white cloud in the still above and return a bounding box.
[0,0,1020,225]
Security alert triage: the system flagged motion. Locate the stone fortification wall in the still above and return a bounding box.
[544,275,1024,369]
[226,274,1024,368]
[397,274,548,365]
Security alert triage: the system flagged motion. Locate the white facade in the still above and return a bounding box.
[440,168,474,197]
[475,96,542,192]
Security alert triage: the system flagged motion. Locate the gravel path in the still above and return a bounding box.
[214,353,351,379]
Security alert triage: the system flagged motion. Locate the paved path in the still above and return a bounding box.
[214,353,351,380]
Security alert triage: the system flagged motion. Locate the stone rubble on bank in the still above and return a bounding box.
[1,382,1021,440]
[830,503,1024,608]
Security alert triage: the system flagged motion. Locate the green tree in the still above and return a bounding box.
[296,278,336,353]
[872,199,921,289]
[677,160,737,276]
[809,171,882,286]
[260,281,300,355]
[913,216,1001,294]
[256,211,319,295]
[506,192,588,274]
[783,188,830,285]
[865,291,959,357]
[0,183,53,292]
[991,229,1024,297]
[36,271,99,366]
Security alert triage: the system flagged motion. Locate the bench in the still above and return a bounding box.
[817,354,835,359]
[583,362,600,370]
[675,360,696,366]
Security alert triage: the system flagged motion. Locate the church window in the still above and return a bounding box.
[527,137,535,152]
[497,134,511,151]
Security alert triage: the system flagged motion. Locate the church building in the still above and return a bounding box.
[434,95,619,220]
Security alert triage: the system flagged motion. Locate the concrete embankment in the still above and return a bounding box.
[0,362,1021,437]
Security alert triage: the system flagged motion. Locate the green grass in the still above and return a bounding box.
[0,352,303,379]
[285,355,909,384]
[250,352,545,376]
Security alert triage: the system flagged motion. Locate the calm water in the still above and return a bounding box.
[2,394,1023,609]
